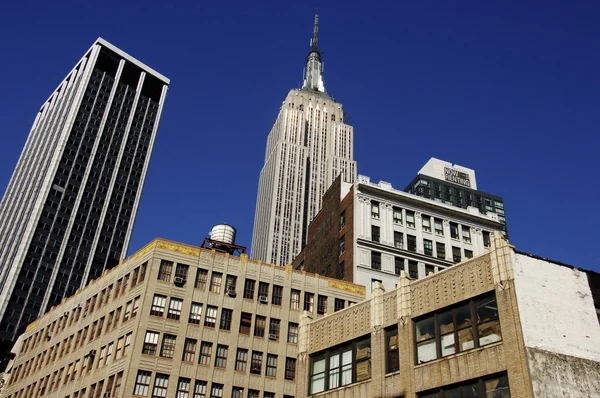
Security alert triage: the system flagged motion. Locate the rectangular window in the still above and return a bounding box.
[167,298,183,320]
[392,207,402,224]
[423,239,433,256]
[371,226,380,243]
[250,351,263,375]
[143,331,159,355]
[465,249,473,259]
[219,308,233,330]
[258,282,269,302]
[371,201,380,218]
[434,218,444,236]
[131,296,140,319]
[425,264,435,276]
[317,295,328,314]
[394,257,404,275]
[462,226,471,243]
[124,333,132,357]
[240,312,252,334]
[340,211,346,228]
[199,342,213,366]
[194,381,207,398]
[371,278,382,292]
[152,373,169,398]
[266,354,277,377]
[235,348,248,372]
[194,268,208,290]
[177,378,191,398]
[243,279,255,300]
[406,211,415,228]
[290,289,300,309]
[182,338,197,362]
[150,295,166,317]
[232,387,244,398]
[339,236,345,255]
[338,261,345,279]
[450,222,459,239]
[436,242,446,260]
[272,285,283,305]
[210,384,223,398]
[415,294,502,364]
[249,390,260,398]
[334,299,345,312]
[174,264,189,286]
[204,306,217,328]
[288,322,299,343]
[214,344,228,368]
[407,235,417,252]
[452,246,462,263]
[483,231,491,248]
[371,251,381,270]
[209,272,222,293]
[158,260,173,282]
[269,318,281,340]
[225,275,237,295]
[133,370,151,396]
[254,316,266,337]
[408,261,418,279]
[417,373,510,397]
[189,302,203,325]
[160,334,176,359]
[422,215,431,232]
[285,357,297,381]
[385,326,399,373]
[304,292,314,312]
[394,231,403,249]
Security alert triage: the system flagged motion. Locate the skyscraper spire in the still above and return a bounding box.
[302,10,325,92]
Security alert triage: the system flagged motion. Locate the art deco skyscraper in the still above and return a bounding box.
[251,13,356,266]
[0,38,169,344]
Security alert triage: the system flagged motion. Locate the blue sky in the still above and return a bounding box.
[0,1,598,272]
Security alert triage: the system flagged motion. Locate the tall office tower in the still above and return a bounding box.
[0,38,169,347]
[251,13,357,266]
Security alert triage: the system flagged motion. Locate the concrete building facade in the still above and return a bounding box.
[296,234,600,397]
[294,175,504,297]
[1,238,365,398]
[251,13,357,267]
[0,38,169,347]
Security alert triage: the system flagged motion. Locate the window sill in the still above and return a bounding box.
[385,370,401,377]
[414,340,503,368]
[311,379,372,396]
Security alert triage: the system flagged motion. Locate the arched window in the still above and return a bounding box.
[299,104,304,111]
[331,115,336,122]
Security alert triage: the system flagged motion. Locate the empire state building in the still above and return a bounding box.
[251,13,357,266]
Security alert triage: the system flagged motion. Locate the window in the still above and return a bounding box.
[133,370,151,396]
[214,345,228,368]
[243,279,255,300]
[406,211,415,228]
[210,384,223,398]
[483,231,491,248]
[204,306,217,328]
[434,218,444,236]
[235,348,248,371]
[408,261,418,279]
[258,282,269,302]
[452,246,462,263]
[124,333,132,357]
[317,295,328,315]
[288,322,299,343]
[425,264,435,276]
[417,373,510,397]
[160,334,176,359]
[152,374,169,398]
[140,263,147,282]
[143,331,159,355]
[225,275,237,294]
[194,269,208,290]
[394,257,404,275]
[394,231,403,249]
[423,239,433,256]
[209,272,222,293]
[309,335,371,394]
[248,390,260,398]
[194,381,207,398]
[393,207,402,224]
[182,339,197,362]
[422,215,431,232]
[407,235,417,252]
[254,316,266,337]
[189,302,203,325]
[371,226,380,242]
[290,289,300,309]
[250,351,263,374]
[231,387,244,398]
[167,298,183,320]
[368,252,381,271]
[464,249,473,259]
[436,242,446,260]
[334,299,345,312]
[272,285,283,305]
[174,264,189,285]
[339,236,345,255]
[240,312,252,334]
[285,357,296,380]
[415,294,502,364]
[220,308,233,330]
[340,211,346,228]
[450,222,459,239]
[371,201,380,218]
[338,261,345,279]
[371,279,382,292]
[266,354,277,377]
[131,296,140,319]
[462,226,471,243]
[177,378,191,398]
[385,326,399,373]
[269,318,281,340]
[199,342,213,365]
[150,295,166,317]
[158,260,173,281]
[304,292,314,312]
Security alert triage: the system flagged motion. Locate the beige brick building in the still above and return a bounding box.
[1,238,366,398]
[296,234,600,397]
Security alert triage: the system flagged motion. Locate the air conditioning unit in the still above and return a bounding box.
[268,333,278,340]
[259,295,268,304]
[227,289,237,298]
[174,276,185,286]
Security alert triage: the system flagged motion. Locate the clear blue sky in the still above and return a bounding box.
[0,1,598,272]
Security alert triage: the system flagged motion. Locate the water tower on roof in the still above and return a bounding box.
[201,223,247,256]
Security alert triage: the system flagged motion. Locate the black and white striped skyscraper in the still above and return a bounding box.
[0,38,169,345]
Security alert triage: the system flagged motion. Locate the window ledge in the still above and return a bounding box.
[311,379,372,396]
[414,341,503,368]
[385,370,401,378]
